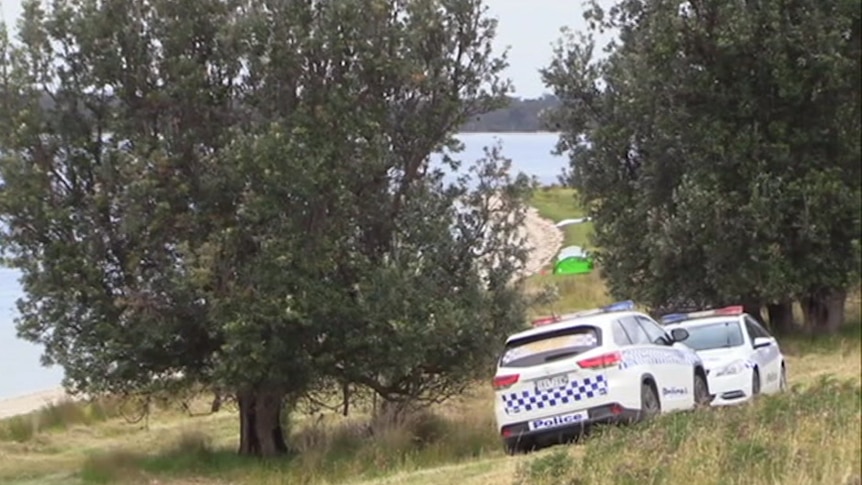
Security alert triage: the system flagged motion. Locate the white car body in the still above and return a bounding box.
[662,307,787,406]
[493,301,708,453]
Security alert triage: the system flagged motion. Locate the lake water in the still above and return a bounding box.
[0,132,566,399]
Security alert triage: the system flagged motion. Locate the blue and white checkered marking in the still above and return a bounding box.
[500,347,528,365]
[619,348,695,369]
[501,374,608,415]
[567,333,599,347]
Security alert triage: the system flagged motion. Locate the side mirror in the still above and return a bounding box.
[670,328,690,343]
[752,337,772,349]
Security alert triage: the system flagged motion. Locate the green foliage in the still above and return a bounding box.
[542,0,862,325]
[0,0,529,454]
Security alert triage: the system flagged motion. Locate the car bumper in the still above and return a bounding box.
[500,402,640,447]
[707,371,752,406]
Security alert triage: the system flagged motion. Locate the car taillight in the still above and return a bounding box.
[493,374,520,389]
[531,316,558,326]
[577,351,622,369]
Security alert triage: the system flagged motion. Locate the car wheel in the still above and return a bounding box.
[639,382,660,421]
[751,368,761,397]
[504,438,526,456]
[693,372,710,408]
[779,364,787,392]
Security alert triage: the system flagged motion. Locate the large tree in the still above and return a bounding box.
[0,0,529,456]
[543,0,861,333]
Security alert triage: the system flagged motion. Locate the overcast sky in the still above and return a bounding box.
[1,0,608,98]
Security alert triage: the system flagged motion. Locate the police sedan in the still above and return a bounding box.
[493,300,711,454]
[661,305,787,406]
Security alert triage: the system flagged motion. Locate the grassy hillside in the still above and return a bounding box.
[528,187,593,248]
[1,187,859,485]
[526,187,609,315]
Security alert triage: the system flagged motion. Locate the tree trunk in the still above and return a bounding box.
[766,299,795,335]
[211,391,223,413]
[237,390,288,456]
[800,289,847,335]
[341,381,350,417]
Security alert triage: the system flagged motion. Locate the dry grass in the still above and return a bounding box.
[2,315,857,485]
[0,187,859,485]
[3,343,858,485]
[512,375,861,485]
[0,396,128,442]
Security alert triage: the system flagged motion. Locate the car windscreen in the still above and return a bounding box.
[681,320,745,351]
[500,326,602,368]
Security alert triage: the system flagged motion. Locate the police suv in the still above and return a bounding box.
[493,301,710,454]
[661,305,787,406]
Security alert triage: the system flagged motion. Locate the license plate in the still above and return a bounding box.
[528,410,589,431]
[536,374,569,392]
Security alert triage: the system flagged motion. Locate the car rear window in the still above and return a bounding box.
[500,326,602,368]
[682,320,745,350]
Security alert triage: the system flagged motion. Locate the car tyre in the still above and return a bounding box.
[504,438,526,456]
[639,382,660,422]
[693,372,710,408]
[779,364,787,392]
[751,368,761,397]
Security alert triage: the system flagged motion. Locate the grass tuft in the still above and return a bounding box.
[72,407,503,485]
[513,379,862,485]
[0,397,125,443]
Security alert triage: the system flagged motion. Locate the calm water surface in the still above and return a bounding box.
[0,132,565,399]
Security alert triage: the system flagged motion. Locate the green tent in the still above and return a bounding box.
[553,245,594,275]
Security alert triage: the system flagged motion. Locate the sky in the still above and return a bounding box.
[0,0,601,98]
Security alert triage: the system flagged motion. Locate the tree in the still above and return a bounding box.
[543,0,861,333]
[0,0,529,456]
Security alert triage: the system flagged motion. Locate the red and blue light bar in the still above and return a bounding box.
[660,305,744,324]
[531,300,635,327]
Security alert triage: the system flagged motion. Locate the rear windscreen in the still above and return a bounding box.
[500,326,602,368]
[682,320,745,351]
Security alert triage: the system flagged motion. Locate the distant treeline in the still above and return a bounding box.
[461,95,560,132]
[30,92,560,133]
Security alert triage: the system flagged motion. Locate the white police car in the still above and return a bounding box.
[493,301,711,454]
[661,305,787,406]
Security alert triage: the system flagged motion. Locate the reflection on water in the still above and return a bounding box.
[0,132,564,399]
[435,132,565,186]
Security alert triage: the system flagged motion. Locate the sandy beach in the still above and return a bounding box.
[0,387,71,420]
[521,205,565,276]
[0,206,563,420]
